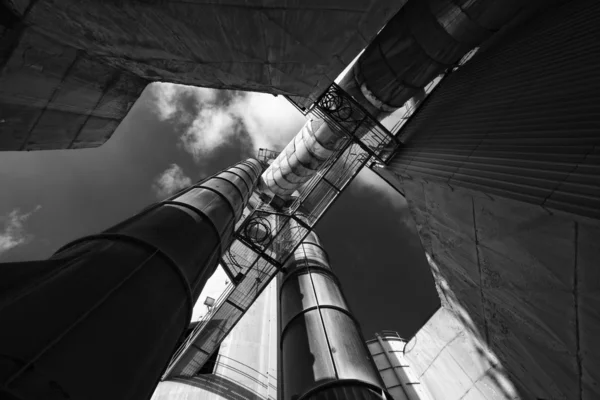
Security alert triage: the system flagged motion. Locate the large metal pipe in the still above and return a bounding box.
[0,159,263,400]
[352,0,522,111]
[279,230,390,400]
[262,0,523,198]
[261,118,345,199]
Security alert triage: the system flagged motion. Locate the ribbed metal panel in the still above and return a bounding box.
[389,0,600,220]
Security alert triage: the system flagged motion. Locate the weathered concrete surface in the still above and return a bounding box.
[0,29,147,150]
[151,278,278,400]
[404,308,519,400]
[25,0,400,99]
[391,174,600,399]
[1,0,403,150]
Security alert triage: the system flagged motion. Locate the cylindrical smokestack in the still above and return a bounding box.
[0,159,263,400]
[279,230,390,400]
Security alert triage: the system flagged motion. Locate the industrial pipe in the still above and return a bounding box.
[262,0,523,198]
[262,118,345,199]
[0,159,263,400]
[279,230,390,400]
[353,0,522,111]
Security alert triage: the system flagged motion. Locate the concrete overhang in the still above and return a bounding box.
[0,0,404,151]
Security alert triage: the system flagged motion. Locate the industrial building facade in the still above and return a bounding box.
[1,0,600,399]
[385,1,600,397]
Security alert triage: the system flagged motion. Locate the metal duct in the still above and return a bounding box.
[280,230,390,400]
[0,159,263,400]
[262,118,345,198]
[355,0,523,110]
[262,0,523,198]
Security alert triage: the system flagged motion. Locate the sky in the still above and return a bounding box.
[0,83,439,339]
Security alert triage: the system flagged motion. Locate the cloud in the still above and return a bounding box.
[150,83,217,121]
[152,164,193,199]
[179,105,244,160]
[352,168,406,209]
[351,168,421,247]
[148,83,305,162]
[0,205,42,256]
[228,91,307,151]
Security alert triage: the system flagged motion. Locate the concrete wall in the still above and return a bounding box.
[151,278,278,400]
[1,0,403,150]
[381,4,600,396]
[22,0,401,100]
[404,308,520,400]
[0,29,147,150]
[384,175,600,399]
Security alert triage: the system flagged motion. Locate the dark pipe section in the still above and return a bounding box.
[279,230,390,400]
[0,159,263,400]
[350,0,523,111]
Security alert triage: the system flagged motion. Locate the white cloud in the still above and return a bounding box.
[229,92,307,151]
[179,106,242,160]
[0,205,42,256]
[152,164,193,199]
[352,168,406,208]
[148,83,306,161]
[150,82,217,121]
[351,168,421,244]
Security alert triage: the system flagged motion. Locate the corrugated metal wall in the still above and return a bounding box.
[388,0,600,220]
